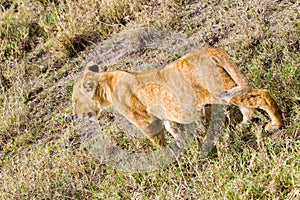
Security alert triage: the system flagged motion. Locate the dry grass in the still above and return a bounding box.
[0,0,299,199]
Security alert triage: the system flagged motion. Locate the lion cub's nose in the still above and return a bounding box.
[87,112,93,118]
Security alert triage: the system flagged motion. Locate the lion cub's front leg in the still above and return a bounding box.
[164,121,182,140]
[142,118,167,147]
[130,113,167,147]
[128,95,166,147]
[130,111,166,146]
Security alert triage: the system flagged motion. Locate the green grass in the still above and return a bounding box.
[0,0,299,199]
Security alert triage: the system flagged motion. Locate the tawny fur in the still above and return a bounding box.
[72,48,283,146]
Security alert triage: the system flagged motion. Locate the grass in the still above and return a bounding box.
[0,0,299,199]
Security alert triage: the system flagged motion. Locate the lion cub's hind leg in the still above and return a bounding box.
[220,87,254,129]
[237,106,255,130]
[220,89,283,131]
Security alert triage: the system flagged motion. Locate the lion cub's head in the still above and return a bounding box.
[72,62,111,121]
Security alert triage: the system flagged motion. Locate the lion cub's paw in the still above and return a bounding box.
[265,123,281,132]
[236,122,249,132]
[149,132,167,147]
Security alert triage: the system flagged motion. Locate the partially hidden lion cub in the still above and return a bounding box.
[72,48,283,146]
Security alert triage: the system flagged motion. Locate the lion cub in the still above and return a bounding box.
[72,48,283,146]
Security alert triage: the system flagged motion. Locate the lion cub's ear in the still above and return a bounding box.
[84,61,99,74]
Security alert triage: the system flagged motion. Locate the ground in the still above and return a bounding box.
[0,0,299,199]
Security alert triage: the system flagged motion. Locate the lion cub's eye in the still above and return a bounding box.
[83,78,95,92]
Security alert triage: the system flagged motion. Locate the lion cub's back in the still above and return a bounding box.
[180,49,237,100]
[133,69,199,123]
